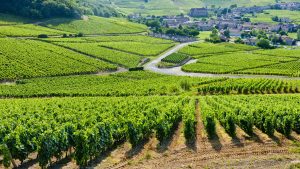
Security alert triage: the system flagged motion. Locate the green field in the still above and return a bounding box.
[41,16,147,35]
[161,53,189,64]
[0,14,148,37]
[1,71,300,98]
[0,24,69,37]
[247,10,300,24]
[0,38,116,81]
[46,36,175,68]
[181,42,300,76]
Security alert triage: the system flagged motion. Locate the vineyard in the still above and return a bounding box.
[0,38,116,81]
[43,36,176,68]
[0,24,69,37]
[180,42,300,77]
[199,94,300,138]
[1,71,300,98]
[161,53,189,64]
[1,94,300,168]
[0,96,195,168]
[0,71,223,97]
[41,16,147,35]
[178,43,257,57]
[1,11,300,169]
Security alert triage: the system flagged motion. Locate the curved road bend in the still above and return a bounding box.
[144,42,300,80]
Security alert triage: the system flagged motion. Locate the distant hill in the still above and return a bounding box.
[102,0,300,15]
[0,0,121,19]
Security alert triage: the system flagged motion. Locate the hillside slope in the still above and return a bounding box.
[105,0,300,15]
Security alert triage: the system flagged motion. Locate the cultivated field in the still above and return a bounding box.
[1,12,300,169]
[181,42,300,77]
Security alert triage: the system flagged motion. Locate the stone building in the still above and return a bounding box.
[189,8,208,17]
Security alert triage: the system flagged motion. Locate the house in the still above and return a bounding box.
[229,29,242,37]
[163,19,178,28]
[189,8,208,17]
[220,35,229,42]
[278,17,291,23]
[243,38,257,46]
[281,35,295,46]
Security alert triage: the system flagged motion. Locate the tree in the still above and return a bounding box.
[279,30,288,36]
[242,17,250,22]
[224,29,230,38]
[209,28,221,43]
[257,39,272,49]
[272,16,279,22]
[234,37,244,44]
[146,20,160,28]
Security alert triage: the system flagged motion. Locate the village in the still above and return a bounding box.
[129,2,300,46]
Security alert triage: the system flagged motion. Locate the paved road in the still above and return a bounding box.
[144,42,300,80]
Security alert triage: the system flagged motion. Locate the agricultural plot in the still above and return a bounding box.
[0,71,222,97]
[0,96,196,168]
[54,42,142,68]
[51,38,175,67]
[41,35,175,44]
[1,71,300,98]
[41,16,147,35]
[198,78,300,95]
[0,38,116,81]
[182,62,240,73]
[254,48,300,58]
[97,42,175,56]
[162,53,189,64]
[182,52,296,74]
[180,42,300,76]
[200,94,300,138]
[0,24,69,37]
[239,61,300,77]
[179,43,257,57]
[1,93,300,168]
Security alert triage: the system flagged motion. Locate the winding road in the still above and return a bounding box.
[144,42,300,80]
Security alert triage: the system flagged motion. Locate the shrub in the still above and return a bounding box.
[37,34,48,38]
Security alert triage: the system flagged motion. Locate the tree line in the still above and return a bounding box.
[0,0,121,19]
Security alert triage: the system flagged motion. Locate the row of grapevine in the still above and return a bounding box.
[199,95,300,138]
[0,96,196,168]
[182,98,197,143]
[197,78,300,95]
[0,71,222,98]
